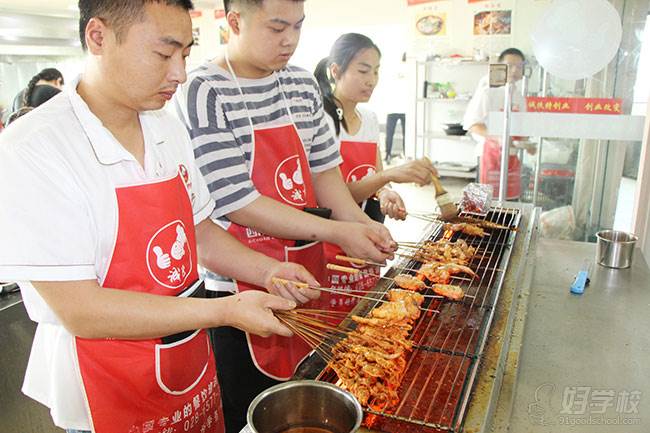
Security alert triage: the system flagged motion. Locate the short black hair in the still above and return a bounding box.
[78,0,194,50]
[498,48,525,62]
[224,0,304,14]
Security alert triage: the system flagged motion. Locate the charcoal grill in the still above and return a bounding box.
[295,205,525,433]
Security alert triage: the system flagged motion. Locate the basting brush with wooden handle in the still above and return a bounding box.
[431,175,458,220]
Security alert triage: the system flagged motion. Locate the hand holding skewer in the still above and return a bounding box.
[264,262,321,304]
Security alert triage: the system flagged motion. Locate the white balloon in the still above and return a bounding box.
[531,0,622,81]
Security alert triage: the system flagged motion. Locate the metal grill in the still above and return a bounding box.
[295,205,522,433]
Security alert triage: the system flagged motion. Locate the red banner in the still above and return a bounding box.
[189,10,202,18]
[525,97,623,115]
[214,9,226,19]
[407,0,438,5]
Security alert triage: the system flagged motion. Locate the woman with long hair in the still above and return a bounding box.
[315,33,437,222]
[314,33,438,309]
[11,68,64,112]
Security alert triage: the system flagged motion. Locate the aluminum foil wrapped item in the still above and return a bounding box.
[459,183,493,216]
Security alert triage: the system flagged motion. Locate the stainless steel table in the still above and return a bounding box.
[492,239,650,432]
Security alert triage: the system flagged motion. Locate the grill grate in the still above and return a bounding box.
[295,206,521,433]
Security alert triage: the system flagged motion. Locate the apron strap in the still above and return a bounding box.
[161,279,206,344]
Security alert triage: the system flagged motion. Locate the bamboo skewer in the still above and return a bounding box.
[273,276,445,308]
[335,255,385,267]
[272,277,443,312]
[326,265,469,303]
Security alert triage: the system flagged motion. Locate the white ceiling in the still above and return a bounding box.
[0,0,77,16]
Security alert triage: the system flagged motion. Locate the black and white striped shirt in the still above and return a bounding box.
[175,62,341,220]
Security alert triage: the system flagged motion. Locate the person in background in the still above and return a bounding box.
[175,2,395,432]
[0,1,319,433]
[314,33,438,310]
[11,68,64,113]
[6,83,62,126]
[463,47,535,200]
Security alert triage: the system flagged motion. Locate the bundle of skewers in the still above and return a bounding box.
[274,284,426,411]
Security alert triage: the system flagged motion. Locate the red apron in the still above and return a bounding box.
[74,170,224,433]
[323,140,380,313]
[226,122,329,380]
[480,138,521,200]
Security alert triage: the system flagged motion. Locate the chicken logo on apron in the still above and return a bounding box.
[346,164,376,183]
[274,155,307,206]
[147,221,192,289]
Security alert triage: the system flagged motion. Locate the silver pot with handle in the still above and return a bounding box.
[596,230,638,269]
[247,380,362,433]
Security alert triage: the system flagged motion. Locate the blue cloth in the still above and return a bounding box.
[66,430,91,433]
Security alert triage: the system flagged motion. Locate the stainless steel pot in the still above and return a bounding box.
[247,380,362,433]
[596,230,638,269]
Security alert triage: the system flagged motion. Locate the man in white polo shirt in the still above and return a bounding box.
[0,2,320,433]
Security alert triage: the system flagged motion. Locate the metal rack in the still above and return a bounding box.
[296,206,522,432]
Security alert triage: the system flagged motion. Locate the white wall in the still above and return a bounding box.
[186,0,553,124]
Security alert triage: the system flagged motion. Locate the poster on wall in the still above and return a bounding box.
[416,12,447,36]
[473,10,511,35]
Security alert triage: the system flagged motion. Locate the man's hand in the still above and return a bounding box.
[333,221,395,263]
[224,291,296,338]
[378,189,407,220]
[263,262,321,304]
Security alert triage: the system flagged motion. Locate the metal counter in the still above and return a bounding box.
[0,293,63,433]
[491,239,650,432]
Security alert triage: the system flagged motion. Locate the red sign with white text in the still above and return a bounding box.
[526,97,623,115]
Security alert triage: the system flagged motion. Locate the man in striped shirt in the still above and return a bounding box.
[175,0,396,431]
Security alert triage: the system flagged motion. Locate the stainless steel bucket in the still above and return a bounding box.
[247,380,362,433]
[596,230,638,269]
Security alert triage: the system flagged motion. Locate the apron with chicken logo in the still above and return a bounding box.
[74,169,224,433]
[323,140,380,313]
[224,56,328,380]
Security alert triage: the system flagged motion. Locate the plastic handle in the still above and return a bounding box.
[570,270,589,295]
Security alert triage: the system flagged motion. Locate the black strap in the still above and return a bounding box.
[363,198,386,223]
[295,207,332,247]
[161,280,207,344]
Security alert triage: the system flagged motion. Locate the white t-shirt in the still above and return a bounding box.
[0,75,215,430]
[326,106,380,145]
[462,75,526,154]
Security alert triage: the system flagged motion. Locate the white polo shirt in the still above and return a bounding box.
[463,75,526,155]
[0,75,215,430]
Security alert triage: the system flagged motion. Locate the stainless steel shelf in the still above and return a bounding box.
[416,132,472,140]
[416,98,471,103]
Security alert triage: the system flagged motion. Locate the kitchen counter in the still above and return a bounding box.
[491,239,650,432]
